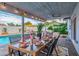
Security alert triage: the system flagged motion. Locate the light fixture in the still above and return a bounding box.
[35,17,38,20]
[0,3,7,10]
[31,16,34,19]
[14,8,19,13]
[39,18,42,21]
[24,12,27,16]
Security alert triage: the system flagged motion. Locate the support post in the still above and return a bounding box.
[21,16,24,42]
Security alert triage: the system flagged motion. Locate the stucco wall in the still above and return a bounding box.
[71,3,79,55]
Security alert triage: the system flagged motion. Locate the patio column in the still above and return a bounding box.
[21,16,25,42]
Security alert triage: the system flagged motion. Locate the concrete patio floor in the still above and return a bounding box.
[58,35,78,56]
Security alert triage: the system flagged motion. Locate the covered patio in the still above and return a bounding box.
[0,2,78,56]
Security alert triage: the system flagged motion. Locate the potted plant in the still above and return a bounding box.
[37,23,44,40]
[2,28,8,35]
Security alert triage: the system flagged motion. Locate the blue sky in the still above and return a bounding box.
[0,11,41,25]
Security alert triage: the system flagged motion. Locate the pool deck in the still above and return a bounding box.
[0,44,4,46]
[0,44,9,56]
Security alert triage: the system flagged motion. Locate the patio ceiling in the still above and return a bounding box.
[6,2,77,19]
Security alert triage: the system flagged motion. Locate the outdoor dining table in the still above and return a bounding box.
[8,39,52,56]
[8,32,60,56]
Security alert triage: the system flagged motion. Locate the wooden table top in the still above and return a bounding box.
[8,39,51,56]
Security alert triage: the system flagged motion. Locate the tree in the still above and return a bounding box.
[48,26,53,30]
[16,24,21,26]
[24,22,33,26]
[7,23,15,26]
[3,28,7,32]
[37,23,44,33]
[37,23,44,39]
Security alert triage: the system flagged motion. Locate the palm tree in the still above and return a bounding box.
[3,28,7,33]
[37,23,44,39]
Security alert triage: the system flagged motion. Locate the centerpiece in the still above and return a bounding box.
[19,41,27,48]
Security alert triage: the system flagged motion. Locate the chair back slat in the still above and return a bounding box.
[47,34,60,56]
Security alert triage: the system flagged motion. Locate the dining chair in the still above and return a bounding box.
[46,34,60,56]
[12,50,20,56]
[38,39,55,56]
[38,34,60,56]
[9,47,28,56]
[8,46,20,56]
[39,34,55,54]
[40,39,54,53]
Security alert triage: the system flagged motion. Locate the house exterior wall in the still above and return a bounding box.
[69,3,79,55]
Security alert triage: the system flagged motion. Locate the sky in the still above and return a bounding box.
[0,11,42,25]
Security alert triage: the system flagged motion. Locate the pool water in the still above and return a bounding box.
[0,36,10,44]
[0,34,29,45]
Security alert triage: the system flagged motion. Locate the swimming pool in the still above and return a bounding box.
[0,36,10,44]
[0,34,30,45]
